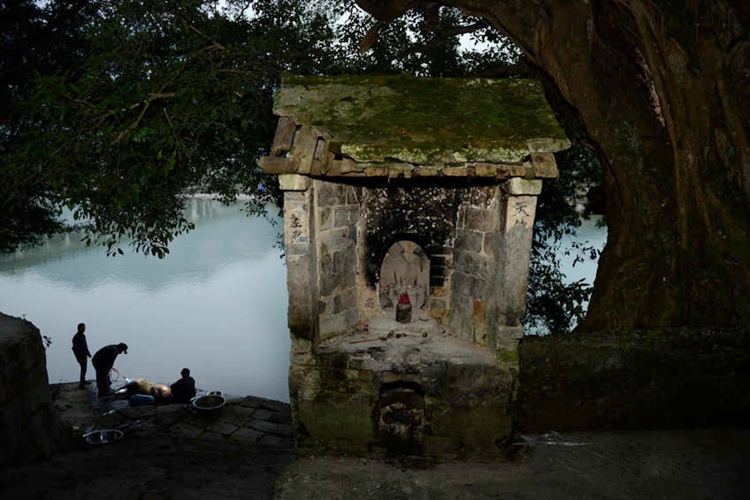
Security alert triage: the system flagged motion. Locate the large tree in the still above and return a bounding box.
[356,0,750,331]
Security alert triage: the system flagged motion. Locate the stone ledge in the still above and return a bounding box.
[49,383,294,449]
[519,327,750,431]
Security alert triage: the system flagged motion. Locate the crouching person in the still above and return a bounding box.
[170,368,197,404]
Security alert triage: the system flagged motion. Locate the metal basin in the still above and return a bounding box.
[82,429,124,445]
[191,392,226,416]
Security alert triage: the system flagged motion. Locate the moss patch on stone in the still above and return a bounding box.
[275,75,569,165]
[496,348,519,363]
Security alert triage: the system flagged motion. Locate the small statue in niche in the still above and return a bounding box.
[380,241,429,310]
[396,292,412,323]
[387,274,425,310]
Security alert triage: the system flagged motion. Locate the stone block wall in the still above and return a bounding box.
[0,313,60,466]
[293,347,516,460]
[283,178,541,355]
[358,185,458,324]
[313,179,361,341]
[450,186,504,348]
[448,182,539,355]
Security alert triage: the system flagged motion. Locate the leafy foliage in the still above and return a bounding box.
[0,0,93,251]
[525,144,604,334]
[2,0,337,256]
[331,4,520,76]
[2,0,601,332]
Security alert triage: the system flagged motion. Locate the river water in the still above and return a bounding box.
[0,200,606,403]
[0,199,290,401]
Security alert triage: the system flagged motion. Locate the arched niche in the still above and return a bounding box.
[379,240,430,311]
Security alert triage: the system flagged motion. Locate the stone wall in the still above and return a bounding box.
[283,176,544,459]
[314,179,361,341]
[360,185,456,325]
[450,186,503,348]
[292,339,516,460]
[283,176,542,353]
[450,180,540,355]
[518,328,750,431]
[0,313,60,466]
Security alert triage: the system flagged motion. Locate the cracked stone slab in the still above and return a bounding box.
[207,421,240,437]
[248,418,294,437]
[258,399,290,413]
[252,408,275,422]
[258,434,292,448]
[228,427,264,444]
[222,405,257,422]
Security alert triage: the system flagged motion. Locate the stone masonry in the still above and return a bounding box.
[261,75,570,458]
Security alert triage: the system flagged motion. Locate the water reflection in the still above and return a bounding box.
[0,200,291,402]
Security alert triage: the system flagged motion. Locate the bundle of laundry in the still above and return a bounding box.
[115,378,172,405]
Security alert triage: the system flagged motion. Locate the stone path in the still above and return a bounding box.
[3,383,750,499]
[275,428,750,499]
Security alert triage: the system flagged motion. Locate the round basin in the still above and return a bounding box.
[191,394,226,415]
[82,429,124,445]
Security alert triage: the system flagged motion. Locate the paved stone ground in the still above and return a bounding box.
[0,383,295,499]
[2,383,749,499]
[275,428,750,499]
[47,381,294,448]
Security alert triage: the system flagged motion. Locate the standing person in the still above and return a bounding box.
[170,368,196,403]
[91,343,128,397]
[71,323,91,389]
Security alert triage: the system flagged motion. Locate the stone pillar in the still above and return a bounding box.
[281,174,317,349]
[281,174,322,420]
[496,178,542,352]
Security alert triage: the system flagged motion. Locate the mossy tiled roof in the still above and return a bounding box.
[274,75,569,165]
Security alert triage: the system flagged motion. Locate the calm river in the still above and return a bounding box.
[0,199,605,403]
[0,199,290,401]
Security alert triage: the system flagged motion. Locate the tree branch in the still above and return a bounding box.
[113,92,176,144]
[188,24,226,51]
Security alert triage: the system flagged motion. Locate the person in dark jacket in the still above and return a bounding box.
[92,342,128,397]
[170,368,196,403]
[71,323,91,389]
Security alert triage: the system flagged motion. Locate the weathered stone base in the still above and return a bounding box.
[290,323,516,460]
[519,327,750,431]
[0,313,62,466]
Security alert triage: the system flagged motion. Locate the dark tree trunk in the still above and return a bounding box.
[357,0,750,330]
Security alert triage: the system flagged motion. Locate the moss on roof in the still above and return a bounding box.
[274,75,569,165]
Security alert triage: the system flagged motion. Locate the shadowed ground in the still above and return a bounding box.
[1,383,748,499]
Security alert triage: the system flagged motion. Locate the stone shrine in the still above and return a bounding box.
[260,75,569,458]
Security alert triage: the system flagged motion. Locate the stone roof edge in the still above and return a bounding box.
[259,151,559,180]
